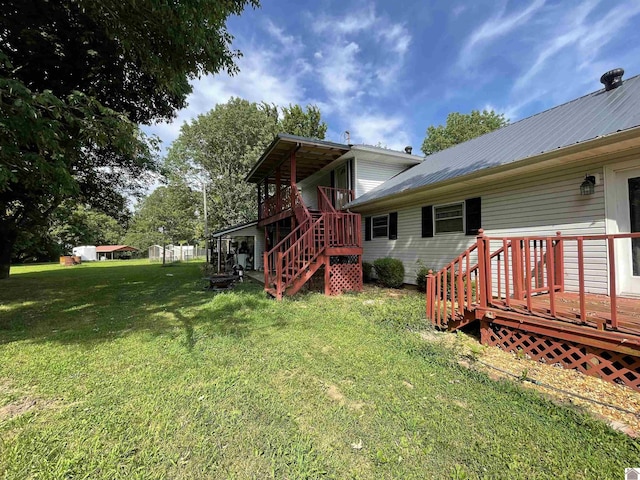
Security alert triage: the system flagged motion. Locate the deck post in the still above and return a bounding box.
[554,231,565,292]
[479,319,491,345]
[426,270,435,323]
[477,230,488,309]
[324,255,331,296]
[276,252,283,300]
[512,239,524,300]
[608,237,618,329]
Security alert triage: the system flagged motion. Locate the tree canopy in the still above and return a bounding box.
[165,98,328,232]
[421,109,509,155]
[0,0,258,278]
[124,184,199,251]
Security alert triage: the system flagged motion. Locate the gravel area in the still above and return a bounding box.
[421,329,640,437]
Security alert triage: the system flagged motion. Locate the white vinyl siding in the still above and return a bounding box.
[297,171,331,210]
[360,160,608,292]
[355,159,408,198]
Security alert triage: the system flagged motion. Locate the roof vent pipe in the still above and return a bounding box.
[404,146,412,154]
[600,68,624,91]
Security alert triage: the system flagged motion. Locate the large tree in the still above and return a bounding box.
[165,98,328,232]
[166,98,279,231]
[0,0,258,278]
[124,183,199,252]
[421,109,508,155]
[280,104,328,139]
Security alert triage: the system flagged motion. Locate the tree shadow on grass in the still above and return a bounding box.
[0,262,280,348]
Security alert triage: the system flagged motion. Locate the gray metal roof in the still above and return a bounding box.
[348,73,640,208]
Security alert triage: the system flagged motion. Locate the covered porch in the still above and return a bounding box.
[245,134,350,228]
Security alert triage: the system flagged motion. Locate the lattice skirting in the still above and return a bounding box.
[481,323,640,391]
[329,263,362,295]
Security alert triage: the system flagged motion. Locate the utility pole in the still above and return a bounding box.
[203,181,209,263]
[160,226,166,265]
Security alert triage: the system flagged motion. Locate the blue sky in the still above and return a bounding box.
[145,0,640,154]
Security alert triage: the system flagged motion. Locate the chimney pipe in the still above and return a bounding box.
[404,146,412,154]
[600,68,624,91]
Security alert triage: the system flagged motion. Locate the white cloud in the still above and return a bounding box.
[312,5,377,35]
[458,0,546,67]
[144,44,307,152]
[349,113,412,151]
[146,2,414,155]
[265,19,304,55]
[510,0,640,108]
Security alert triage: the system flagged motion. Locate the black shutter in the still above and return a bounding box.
[365,216,371,241]
[388,212,398,240]
[465,197,481,236]
[421,206,433,238]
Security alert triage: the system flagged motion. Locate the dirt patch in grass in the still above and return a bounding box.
[0,397,39,421]
[326,384,344,402]
[420,329,640,437]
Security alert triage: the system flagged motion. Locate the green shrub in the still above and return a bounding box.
[416,265,431,292]
[373,257,405,288]
[362,262,374,283]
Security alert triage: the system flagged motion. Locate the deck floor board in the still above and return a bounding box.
[488,292,640,337]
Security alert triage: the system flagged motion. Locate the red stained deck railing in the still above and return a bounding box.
[426,230,640,333]
[260,184,293,219]
[318,186,354,212]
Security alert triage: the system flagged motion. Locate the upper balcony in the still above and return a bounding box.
[246,134,350,225]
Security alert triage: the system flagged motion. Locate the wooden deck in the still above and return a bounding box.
[426,231,640,390]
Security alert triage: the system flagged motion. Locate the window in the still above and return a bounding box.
[372,215,388,238]
[434,203,464,234]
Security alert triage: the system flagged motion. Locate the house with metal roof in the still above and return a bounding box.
[348,68,640,294]
[244,68,640,390]
[343,68,640,390]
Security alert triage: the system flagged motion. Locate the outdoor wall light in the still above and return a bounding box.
[580,175,596,195]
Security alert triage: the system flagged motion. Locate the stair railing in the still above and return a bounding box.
[426,242,480,328]
[277,215,326,298]
[318,186,354,212]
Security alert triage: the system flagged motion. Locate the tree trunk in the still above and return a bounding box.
[0,224,17,279]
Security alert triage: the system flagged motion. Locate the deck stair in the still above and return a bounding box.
[425,229,640,391]
[264,186,362,299]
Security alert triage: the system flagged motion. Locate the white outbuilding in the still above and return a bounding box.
[72,245,97,261]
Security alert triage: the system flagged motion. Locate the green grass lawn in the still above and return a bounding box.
[0,261,638,479]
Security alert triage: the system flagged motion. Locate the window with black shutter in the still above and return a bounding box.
[388,212,398,240]
[371,215,388,238]
[365,216,371,241]
[465,197,481,236]
[421,206,433,237]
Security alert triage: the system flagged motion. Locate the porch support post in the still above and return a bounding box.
[257,183,262,221]
[290,148,297,208]
[276,168,282,212]
[324,255,331,295]
[217,236,222,273]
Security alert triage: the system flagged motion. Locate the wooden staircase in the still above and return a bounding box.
[263,186,362,299]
